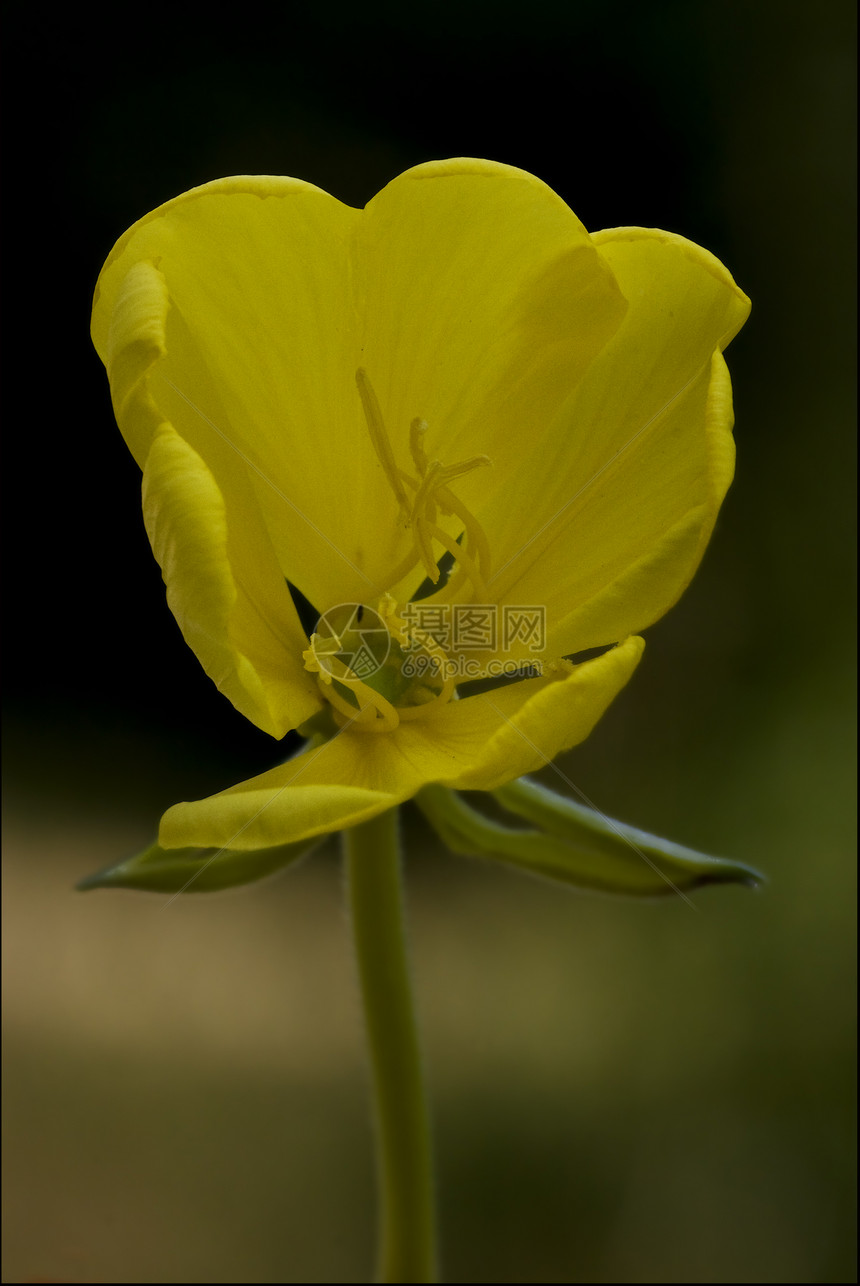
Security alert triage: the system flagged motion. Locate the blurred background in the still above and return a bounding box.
[2,1,855,1281]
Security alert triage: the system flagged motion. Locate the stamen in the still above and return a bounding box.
[409,418,429,475]
[435,455,491,483]
[326,678,400,732]
[412,461,445,582]
[426,523,489,602]
[302,632,342,683]
[436,490,492,598]
[356,367,410,520]
[374,543,427,593]
[355,368,494,601]
[303,636,400,732]
[396,623,457,718]
[444,491,491,576]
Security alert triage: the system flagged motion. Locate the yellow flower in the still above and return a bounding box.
[91,158,749,862]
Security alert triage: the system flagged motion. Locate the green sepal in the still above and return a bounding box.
[416,778,763,897]
[77,833,324,894]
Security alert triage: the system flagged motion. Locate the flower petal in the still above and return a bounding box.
[468,229,750,657]
[93,164,626,615]
[353,159,627,557]
[442,635,645,790]
[158,637,643,850]
[143,420,321,735]
[95,251,323,736]
[92,177,383,613]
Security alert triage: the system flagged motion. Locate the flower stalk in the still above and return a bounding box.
[344,808,438,1284]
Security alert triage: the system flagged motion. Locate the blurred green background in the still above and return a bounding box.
[2,1,855,1281]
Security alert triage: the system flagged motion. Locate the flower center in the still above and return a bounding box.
[303,595,456,733]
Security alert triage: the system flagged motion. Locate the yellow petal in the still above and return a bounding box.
[547,351,737,650]
[96,248,324,736]
[353,159,627,566]
[92,176,382,612]
[158,637,643,849]
[93,163,626,615]
[469,228,750,656]
[143,420,321,736]
[442,635,645,790]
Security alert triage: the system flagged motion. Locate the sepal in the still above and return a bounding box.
[77,833,324,894]
[416,778,762,897]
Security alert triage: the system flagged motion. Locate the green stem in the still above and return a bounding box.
[344,808,438,1284]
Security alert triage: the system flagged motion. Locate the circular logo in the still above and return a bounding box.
[313,603,391,682]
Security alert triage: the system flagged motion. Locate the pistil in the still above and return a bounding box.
[356,368,492,598]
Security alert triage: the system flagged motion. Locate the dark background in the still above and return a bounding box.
[2,2,856,1283]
